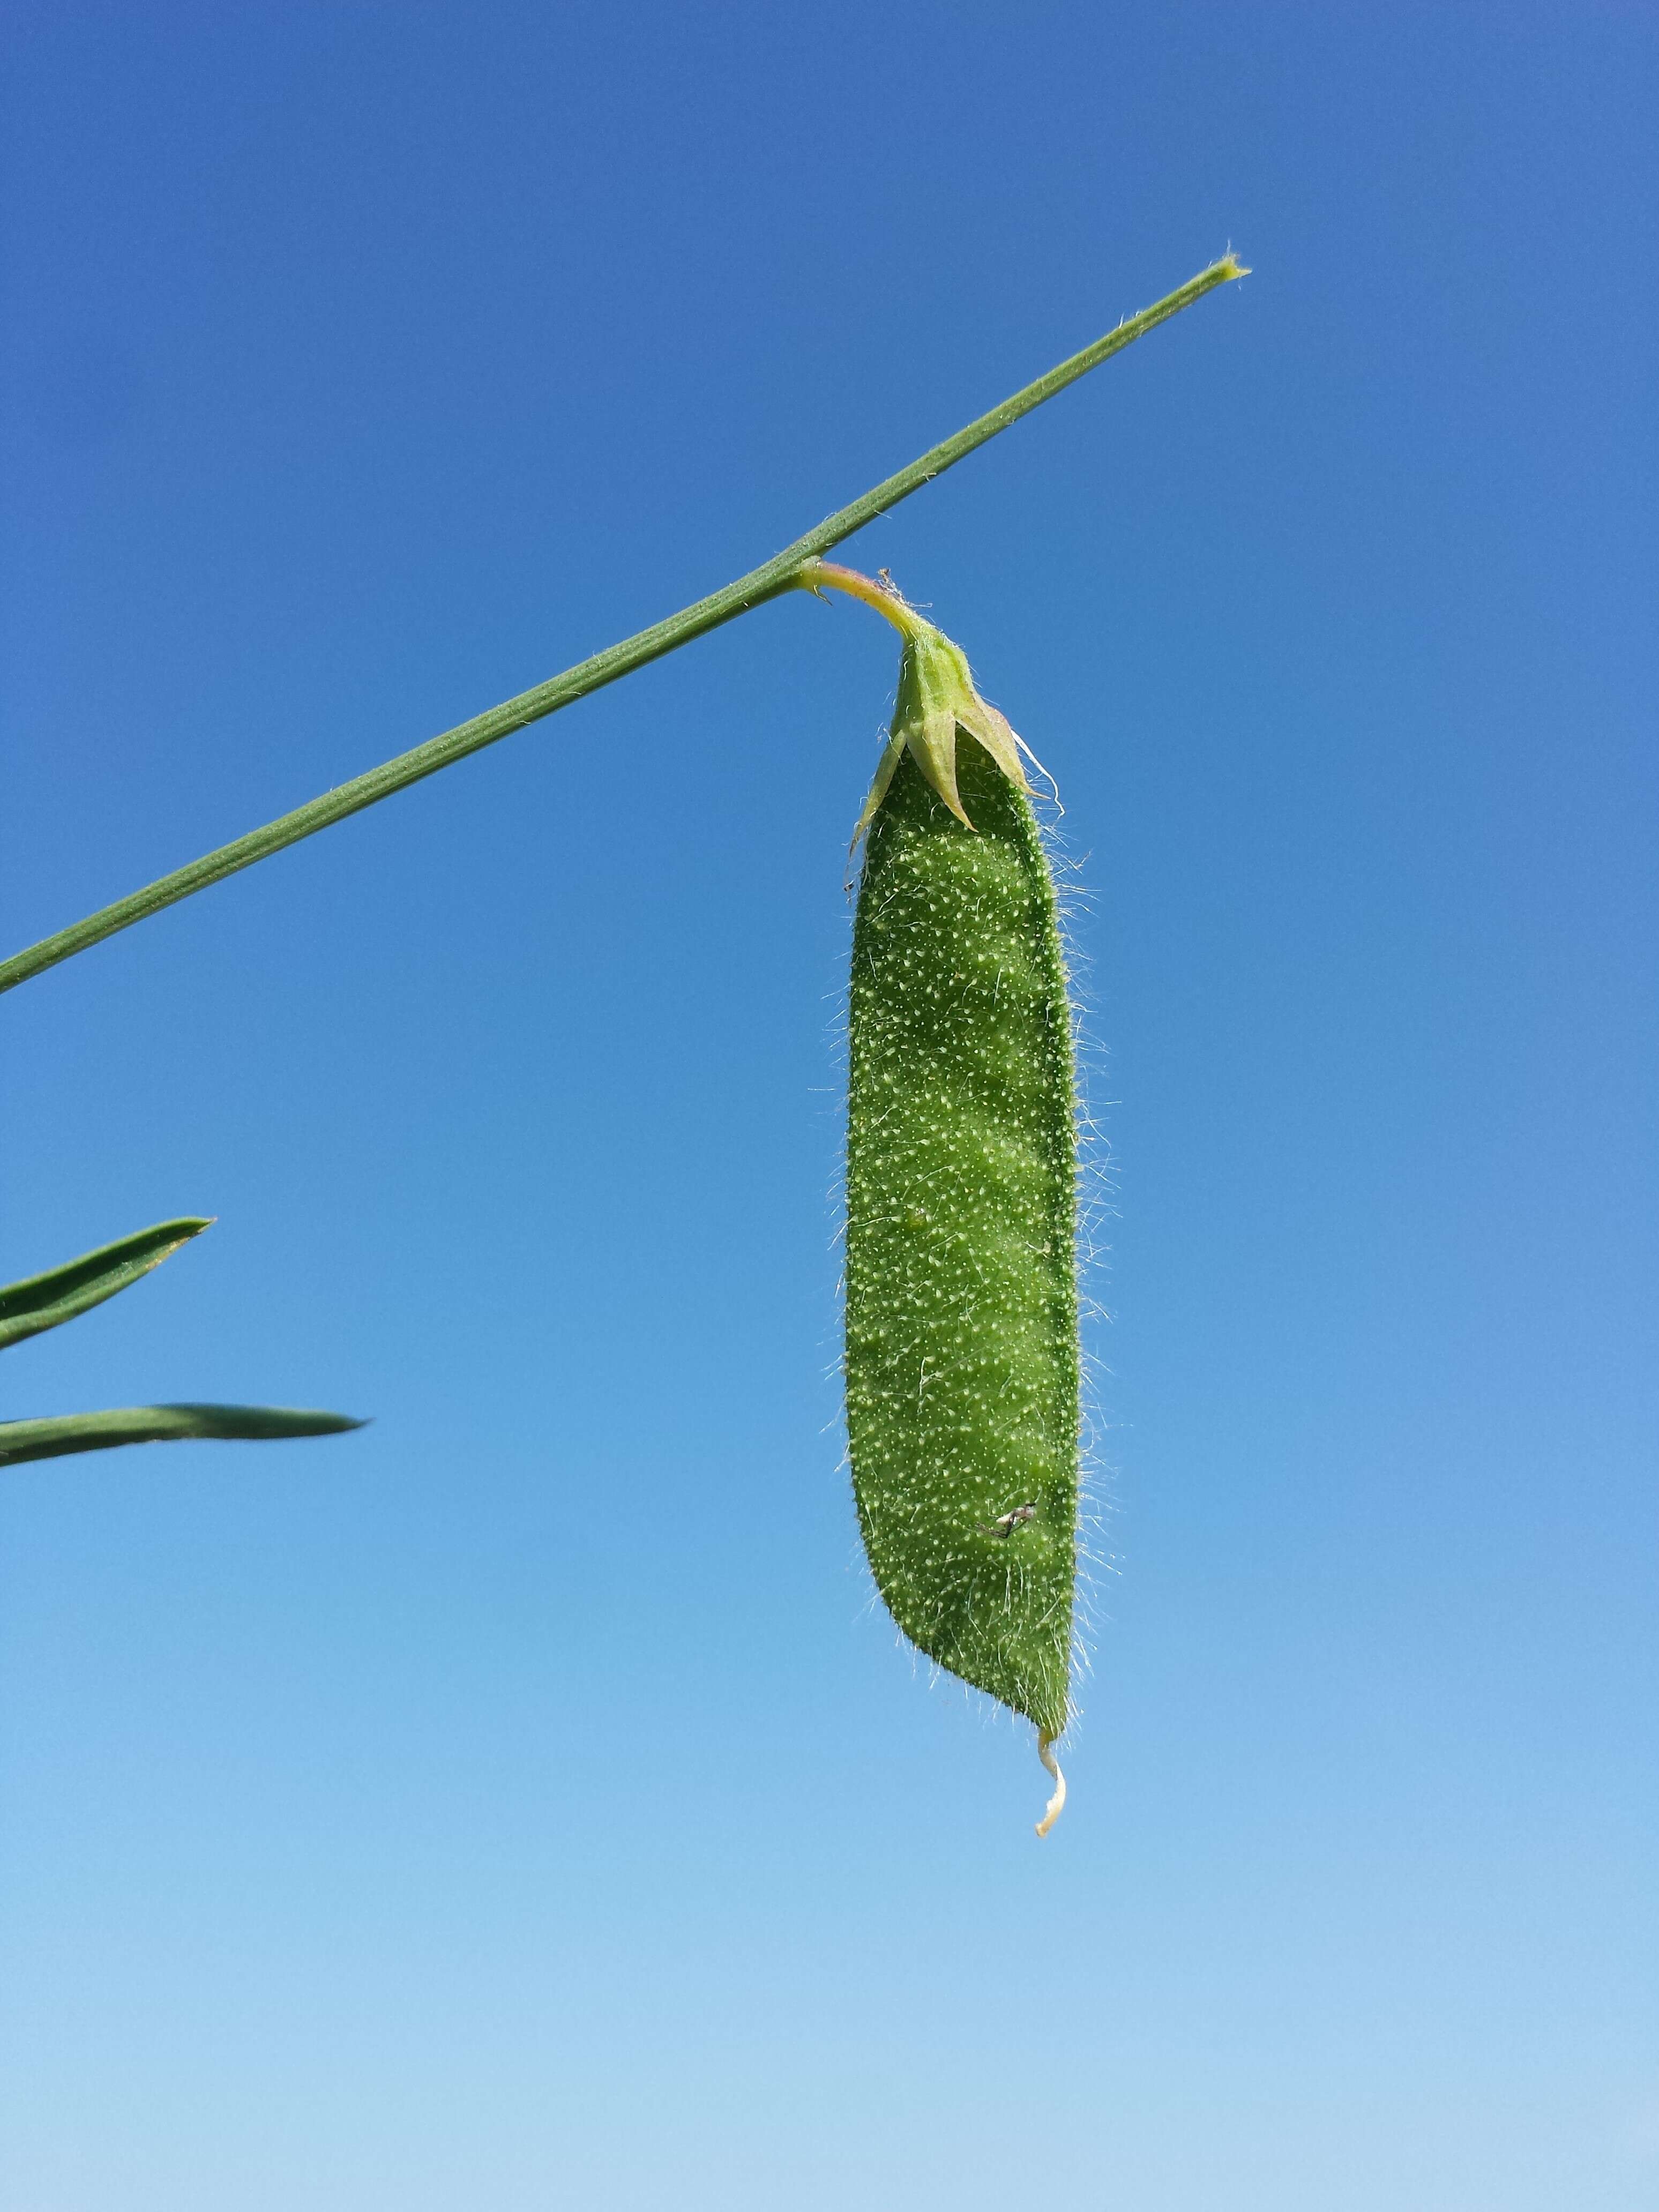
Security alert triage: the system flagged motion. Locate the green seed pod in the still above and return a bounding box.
[840,595,1079,1829]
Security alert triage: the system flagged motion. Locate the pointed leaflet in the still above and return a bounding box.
[0,1404,366,1468]
[0,1219,212,1351]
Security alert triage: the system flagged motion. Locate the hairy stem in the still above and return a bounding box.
[0,256,1245,997]
[801,561,932,640]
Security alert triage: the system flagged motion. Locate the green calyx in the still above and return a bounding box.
[800,562,1029,844]
[854,617,1028,846]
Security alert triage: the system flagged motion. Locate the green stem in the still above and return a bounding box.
[0,255,1245,997]
[802,561,933,642]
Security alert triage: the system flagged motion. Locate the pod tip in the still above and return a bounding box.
[1035,1731,1067,1837]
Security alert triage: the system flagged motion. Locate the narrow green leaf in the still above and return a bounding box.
[0,1404,366,1468]
[0,1219,213,1352]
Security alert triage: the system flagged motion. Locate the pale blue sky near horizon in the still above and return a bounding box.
[3,5,1656,2208]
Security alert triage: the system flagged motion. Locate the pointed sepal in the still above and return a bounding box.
[854,620,1031,845]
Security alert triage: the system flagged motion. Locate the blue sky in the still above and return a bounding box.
[2,4,1655,2207]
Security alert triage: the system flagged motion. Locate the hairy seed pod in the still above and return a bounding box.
[845,621,1079,1785]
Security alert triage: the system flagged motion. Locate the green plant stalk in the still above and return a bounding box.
[0,256,1245,998]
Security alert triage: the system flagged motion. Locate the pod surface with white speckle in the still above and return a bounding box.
[846,734,1079,1739]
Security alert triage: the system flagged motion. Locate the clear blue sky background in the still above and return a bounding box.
[2,5,1655,2207]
